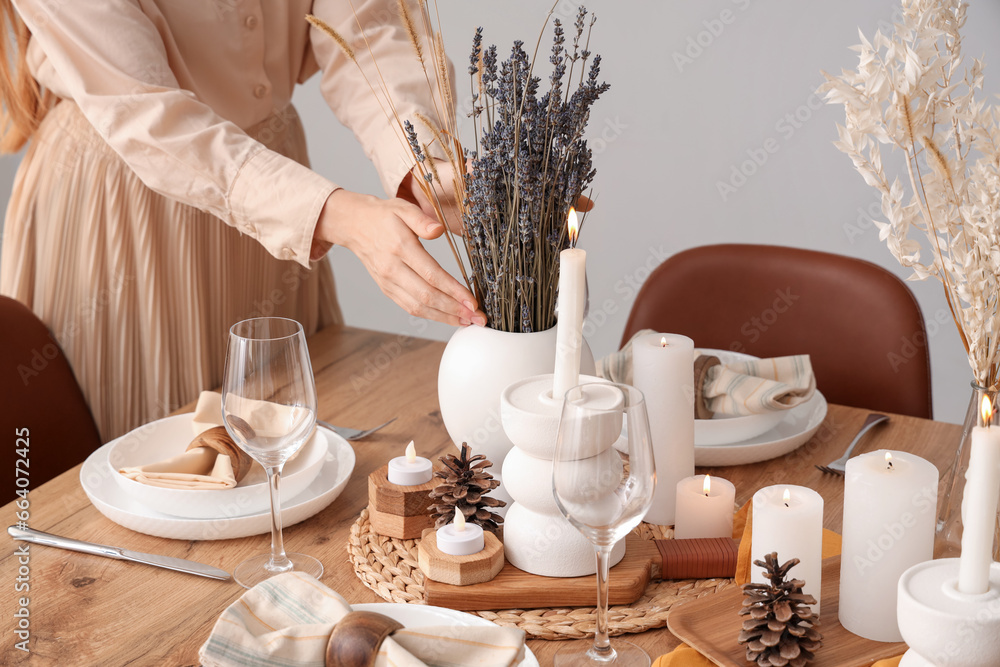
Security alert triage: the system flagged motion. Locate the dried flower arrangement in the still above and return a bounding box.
[820,0,1000,387]
[307,1,608,332]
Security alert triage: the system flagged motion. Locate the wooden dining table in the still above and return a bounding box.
[1,324,961,666]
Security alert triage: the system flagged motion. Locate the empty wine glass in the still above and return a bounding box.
[222,317,323,587]
[553,382,656,666]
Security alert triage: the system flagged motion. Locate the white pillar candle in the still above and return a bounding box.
[552,208,586,400]
[959,396,1000,594]
[674,474,736,539]
[839,450,938,642]
[435,509,485,556]
[632,333,695,525]
[752,485,824,614]
[387,441,433,486]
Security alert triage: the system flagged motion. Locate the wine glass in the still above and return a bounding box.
[222,317,323,588]
[552,382,656,666]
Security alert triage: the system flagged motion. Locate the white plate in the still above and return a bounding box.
[353,603,539,667]
[80,426,355,540]
[107,414,328,519]
[695,349,787,446]
[694,390,828,466]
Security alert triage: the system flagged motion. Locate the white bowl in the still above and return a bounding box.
[107,414,328,518]
[695,349,791,446]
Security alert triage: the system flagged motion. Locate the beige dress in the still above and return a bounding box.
[1,0,444,441]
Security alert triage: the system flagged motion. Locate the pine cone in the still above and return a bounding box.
[738,552,823,667]
[428,443,505,535]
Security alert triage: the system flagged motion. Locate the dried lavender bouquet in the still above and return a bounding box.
[820,0,1000,386]
[308,2,608,333]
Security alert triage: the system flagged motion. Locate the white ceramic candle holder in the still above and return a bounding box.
[897,559,1000,666]
[500,373,626,577]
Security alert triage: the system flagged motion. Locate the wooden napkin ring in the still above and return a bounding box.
[185,426,253,482]
[693,354,721,420]
[656,537,739,580]
[325,610,404,667]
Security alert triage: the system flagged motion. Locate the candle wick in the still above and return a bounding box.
[887,461,894,470]
[784,502,789,508]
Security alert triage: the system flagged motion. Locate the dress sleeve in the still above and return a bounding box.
[12,0,334,267]
[309,0,453,198]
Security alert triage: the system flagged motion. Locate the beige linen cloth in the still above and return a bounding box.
[599,330,815,416]
[2,0,450,441]
[199,571,525,667]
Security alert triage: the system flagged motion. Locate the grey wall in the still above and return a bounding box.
[4,0,994,423]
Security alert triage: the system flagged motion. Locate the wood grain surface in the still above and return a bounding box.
[0,325,961,666]
[668,556,908,666]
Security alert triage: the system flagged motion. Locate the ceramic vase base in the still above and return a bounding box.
[502,502,625,577]
[897,559,1000,667]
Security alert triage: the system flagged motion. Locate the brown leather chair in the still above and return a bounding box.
[620,244,932,419]
[2,296,103,502]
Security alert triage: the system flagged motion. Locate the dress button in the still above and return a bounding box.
[253,84,268,99]
[244,15,258,29]
[281,247,295,260]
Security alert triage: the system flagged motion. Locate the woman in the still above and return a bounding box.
[0,0,483,440]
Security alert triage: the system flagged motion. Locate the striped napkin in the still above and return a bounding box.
[598,330,815,416]
[198,571,526,667]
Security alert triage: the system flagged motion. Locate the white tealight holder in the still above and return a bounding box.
[500,373,626,577]
[897,559,1000,666]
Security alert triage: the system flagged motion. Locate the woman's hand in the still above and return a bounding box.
[312,188,486,327]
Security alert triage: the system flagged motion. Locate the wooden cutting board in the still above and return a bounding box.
[423,533,736,610]
[667,556,907,667]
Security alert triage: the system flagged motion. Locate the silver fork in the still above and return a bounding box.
[815,413,890,475]
[317,417,397,441]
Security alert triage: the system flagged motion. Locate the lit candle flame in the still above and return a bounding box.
[567,207,580,247]
[982,395,993,425]
[703,475,712,496]
[453,508,466,532]
[885,451,894,470]
[660,336,668,348]
[782,488,791,507]
[405,440,417,464]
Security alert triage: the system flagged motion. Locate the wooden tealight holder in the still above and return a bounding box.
[367,464,436,539]
[417,528,505,586]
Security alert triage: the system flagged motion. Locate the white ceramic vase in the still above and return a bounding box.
[437,325,595,513]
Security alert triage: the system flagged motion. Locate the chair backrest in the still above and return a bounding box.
[1,296,103,501]
[620,244,933,419]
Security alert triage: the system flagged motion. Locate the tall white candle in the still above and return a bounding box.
[674,475,736,539]
[958,395,1000,594]
[839,450,938,642]
[752,485,824,614]
[553,208,586,400]
[633,333,694,525]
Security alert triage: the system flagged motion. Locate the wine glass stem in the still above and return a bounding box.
[589,544,615,662]
[264,464,292,573]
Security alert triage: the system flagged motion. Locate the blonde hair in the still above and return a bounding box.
[0,2,52,153]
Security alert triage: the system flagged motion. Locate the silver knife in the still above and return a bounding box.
[7,526,231,581]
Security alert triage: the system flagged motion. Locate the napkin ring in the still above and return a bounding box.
[326,610,404,667]
[185,426,254,482]
[693,354,721,420]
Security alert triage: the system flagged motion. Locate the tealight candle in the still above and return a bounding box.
[674,474,736,539]
[387,441,433,486]
[839,449,937,642]
[752,484,824,614]
[435,509,485,556]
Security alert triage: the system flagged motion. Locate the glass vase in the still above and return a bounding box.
[935,382,1000,559]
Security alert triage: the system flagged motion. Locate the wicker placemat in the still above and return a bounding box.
[348,508,736,640]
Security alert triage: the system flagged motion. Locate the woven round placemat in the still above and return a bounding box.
[348,508,736,641]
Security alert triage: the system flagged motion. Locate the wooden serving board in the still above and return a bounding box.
[423,533,662,610]
[667,556,907,667]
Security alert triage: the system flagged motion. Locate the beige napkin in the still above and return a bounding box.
[118,391,249,490]
[598,330,815,416]
[198,571,526,667]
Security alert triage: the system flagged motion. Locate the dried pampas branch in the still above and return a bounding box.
[820,0,1000,387]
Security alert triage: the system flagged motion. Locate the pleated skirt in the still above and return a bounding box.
[0,100,342,442]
